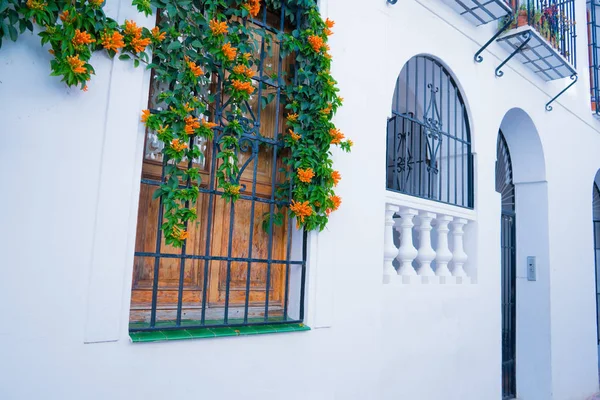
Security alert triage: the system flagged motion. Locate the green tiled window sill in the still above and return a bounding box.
[129,323,310,343]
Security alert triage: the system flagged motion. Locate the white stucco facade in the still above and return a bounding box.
[1,0,600,399]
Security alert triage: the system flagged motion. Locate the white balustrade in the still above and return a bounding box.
[383,196,475,285]
[395,208,419,283]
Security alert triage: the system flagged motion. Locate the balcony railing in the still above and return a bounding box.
[588,0,600,114]
[507,0,576,66]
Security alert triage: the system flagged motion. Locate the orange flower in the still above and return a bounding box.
[171,139,188,152]
[130,36,151,53]
[325,18,335,28]
[290,200,313,223]
[187,60,203,77]
[232,79,254,95]
[72,29,95,46]
[172,226,189,241]
[184,116,201,135]
[141,109,151,123]
[338,96,344,103]
[183,103,193,112]
[59,10,69,21]
[330,195,342,211]
[201,120,219,129]
[321,104,332,115]
[124,20,142,38]
[26,0,46,10]
[233,64,254,79]
[209,19,228,35]
[307,35,325,53]
[243,53,252,61]
[287,113,298,122]
[101,31,125,52]
[242,0,261,17]
[297,168,315,183]
[89,0,104,6]
[324,27,333,36]
[151,26,166,42]
[66,55,87,74]
[48,49,55,55]
[331,170,341,186]
[222,43,237,61]
[330,128,345,144]
[82,85,88,92]
[289,129,301,141]
[347,139,354,147]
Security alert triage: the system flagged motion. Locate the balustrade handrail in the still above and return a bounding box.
[383,194,476,285]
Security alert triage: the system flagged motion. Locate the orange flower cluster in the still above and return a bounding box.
[287,113,298,122]
[59,10,69,21]
[124,20,150,53]
[242,0,261,17]
[184,116,201,135]
[330,128,345,144]
[325,18,335,28]
[201,120,219,129]
[172,226,189,241]
[290,200,313,223]
[331,170,341,186]
[232,79,254,95]
[222,43,237,61]
[289,129,301,141]
[320,104,332,115]
[124,20,142,37]
[187,60,203,77]
[89,0,104,6]
[151,26,166,42]
[131,36,151,53]
[326,195,342,215]
[66,55,86,74]
[233,64,254,79]
[72,29,95,46]
[210,19,228,35]
[141,109,151,123]
[171,139,188,152]
[297,168,315,183]
[101,30,125,52]
[26,0,47,10]
[307,35,325,53]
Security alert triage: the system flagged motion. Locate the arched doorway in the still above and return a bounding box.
[497,108,551,400]
[496,131,516,399]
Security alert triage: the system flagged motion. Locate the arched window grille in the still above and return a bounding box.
[496,131,515,213]
[387,55,473,208]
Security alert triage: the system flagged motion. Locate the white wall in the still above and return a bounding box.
[1,0,600,399]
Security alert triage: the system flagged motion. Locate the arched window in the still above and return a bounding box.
[387,55,473,208]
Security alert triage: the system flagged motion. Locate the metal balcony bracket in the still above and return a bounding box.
[474,13,514,63]
[495,31,532,77]
[387,0,398,4]
[545,74,578,112]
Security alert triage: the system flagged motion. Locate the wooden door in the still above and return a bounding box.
[130,9,292,325]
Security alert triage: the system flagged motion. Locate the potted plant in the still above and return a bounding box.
[517,3,528,27]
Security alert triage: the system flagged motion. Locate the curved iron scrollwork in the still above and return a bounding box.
[387,55,473,208]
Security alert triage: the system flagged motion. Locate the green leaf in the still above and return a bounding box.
[7,24,17,41]
[167,41,182,51]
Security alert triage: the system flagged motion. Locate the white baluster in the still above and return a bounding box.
[383,204,400,284]
[450,218,470,284]
[435,215,454,284]
[395,208,419,283]
[416,212,437,283]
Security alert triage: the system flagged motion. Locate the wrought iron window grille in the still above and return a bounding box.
[129,4,307,334]
[588,0,600,115]
[387,56,474,209]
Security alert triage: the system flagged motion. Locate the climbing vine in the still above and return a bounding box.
[0,0,351,247]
